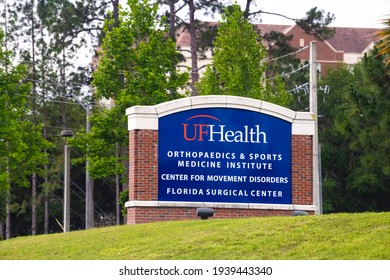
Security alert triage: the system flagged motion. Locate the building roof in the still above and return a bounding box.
[254,24,290,35]
[176,22,382,55]
[326,27,381,53]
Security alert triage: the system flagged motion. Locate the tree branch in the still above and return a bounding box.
[250,9,298,22]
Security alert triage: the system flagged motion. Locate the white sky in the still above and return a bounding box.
[241,0,389,28]
[119,0,389,28]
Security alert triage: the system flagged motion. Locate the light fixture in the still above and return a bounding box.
[196,207,214,220]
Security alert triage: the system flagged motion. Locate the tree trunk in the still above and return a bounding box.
[168,0,176,40]
[112,0,120,27]
[115,173,120,225]
[115,142,121,225]
[0,217,4,240]
[32,172,37,235]
[44,160,49,234]
[121,182,128,225]
[189,0,199,95]
[243,0,252,19]
[5,189,11,240]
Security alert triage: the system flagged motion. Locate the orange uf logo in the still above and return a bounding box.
[182,114,221,141]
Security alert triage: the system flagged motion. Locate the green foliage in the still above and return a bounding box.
[264,75,292,106]
[37,0,106,52]
[296,7,335,40]
[0,29,50,215]
[197,4,266,99]
[320,48,390,213]
[77,0,189,180]
[118,189,129,217]
[196,4,290,106]
[264,31,307,110]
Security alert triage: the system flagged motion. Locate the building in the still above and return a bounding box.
[175,23,382,76]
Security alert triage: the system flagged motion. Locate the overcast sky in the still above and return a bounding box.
[244,0,389,28]
[118,1,389,28]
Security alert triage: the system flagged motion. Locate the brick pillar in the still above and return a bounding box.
[291,135,313,205]
[128,129,158,223]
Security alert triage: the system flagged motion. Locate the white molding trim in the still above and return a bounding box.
[125,200,316,212]
[126,95,314,135]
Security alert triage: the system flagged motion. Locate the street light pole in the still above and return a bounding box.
[67,94,94,229]
[64,144,71,232]
[61,129,74,232]
[85,102,94,229]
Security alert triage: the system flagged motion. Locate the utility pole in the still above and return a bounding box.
[310,41,322,214]
[67,94,94,229]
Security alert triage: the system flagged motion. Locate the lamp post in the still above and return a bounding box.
[64,89,94,229]
[70,96,93,229]
[61,129,74,232]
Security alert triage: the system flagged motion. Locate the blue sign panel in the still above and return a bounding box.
[158,108,292,204]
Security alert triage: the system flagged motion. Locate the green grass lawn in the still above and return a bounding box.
[0,212,389,260]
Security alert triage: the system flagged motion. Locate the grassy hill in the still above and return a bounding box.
[0,212,389,260]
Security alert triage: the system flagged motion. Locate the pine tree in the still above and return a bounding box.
[0,30,49,239]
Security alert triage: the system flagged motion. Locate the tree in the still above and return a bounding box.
[241,1,335,40]
[159,0,224,94]
[0,0,131,237]
[159,1,335,97]
[71,0,189,224]
[320,47,390,213]
[243,4,335,109]
[1,0,95,236]
[258,7,335,110]
[196,4,290,106]
[2,0,133,236]
[12,0,88,235]
[0,30,49,239]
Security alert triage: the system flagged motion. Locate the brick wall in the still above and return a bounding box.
[291,135,313,205]
[127,130,314,224]
[127,207,300,224]
[129,129,159,202]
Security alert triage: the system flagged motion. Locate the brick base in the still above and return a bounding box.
[127,207,314,224]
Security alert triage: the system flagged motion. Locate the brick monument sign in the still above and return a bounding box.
[125,96,316,224]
